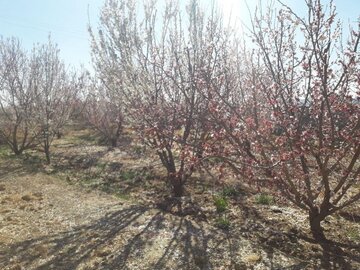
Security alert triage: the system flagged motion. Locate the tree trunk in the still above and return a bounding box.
[111,138,117,147]
[170,175,184,197]
[44,145,51,164]
[56,131,62,139]
[13,148,22,155]
[309,211,327,242]
[173,181,184,197]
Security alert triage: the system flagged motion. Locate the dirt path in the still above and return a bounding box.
[0,172,127,268]
[0,169,316,270]
[0,172,122,239]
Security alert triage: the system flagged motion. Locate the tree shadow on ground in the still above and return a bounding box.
[0,154,43,179]
[1,202,359,269]
[51,148,109,172]
[296,234,360,270]
[0,204,224,270]
[1,179,359,270]
[232,201,360,270]
[0,148,108,180]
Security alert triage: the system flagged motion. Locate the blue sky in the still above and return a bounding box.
[0,0,358,70]
[0,0,102,68]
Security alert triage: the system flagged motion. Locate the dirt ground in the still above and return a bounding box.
[0,124,359,270]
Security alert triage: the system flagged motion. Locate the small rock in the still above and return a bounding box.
[21,194,33,201]
[32,192,43,198]
[95,248,111,257]
[44,166,55,174]
[270,206,283,213]
[243,254,262,264]
[0,184,5,191]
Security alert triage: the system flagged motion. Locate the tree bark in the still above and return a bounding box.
[170,175,184,197]
[56,131,62,139]
[309,210,327,242]
[44,145,51,164]
[111,138,117,148]
[13,148,22,155]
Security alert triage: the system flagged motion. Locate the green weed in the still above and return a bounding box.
[213,195,228,213]
[215,217,230,230]
[96,162,107,170]
[120,169,154,182]
[77,133,99,143]
[120,170,137,181]
[255,194,274,205]
[347,227,360,241]
[0,145,11,157]
[221,186,239,197]
[114,192,131,201]
[132,145,145,155]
